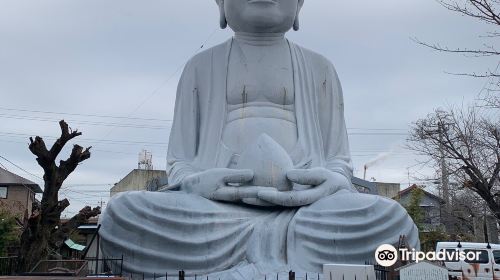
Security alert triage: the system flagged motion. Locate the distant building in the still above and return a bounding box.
[395,184,445,232]
[0,167,42,220]
[352,178,402,198]
[110,169,167,197]
[59,217,99,260]
[375,182,401,198]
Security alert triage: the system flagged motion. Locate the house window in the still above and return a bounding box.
[0,186,7,199]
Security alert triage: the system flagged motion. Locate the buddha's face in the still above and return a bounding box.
[223,0,301,33]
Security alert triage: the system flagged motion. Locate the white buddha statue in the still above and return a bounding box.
[99,0,419,279]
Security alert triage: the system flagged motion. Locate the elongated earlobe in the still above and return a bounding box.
[293,0,303,31]
[219,1,227,29]
[293,16,299,31]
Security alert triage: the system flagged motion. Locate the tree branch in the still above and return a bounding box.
[412,38,500,57]
[49,120,82,161]
[58,145,91,181]
[28,136,52,171]
[50,206,101,249]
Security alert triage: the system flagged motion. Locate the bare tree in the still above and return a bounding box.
[408,104,500,223]
[414,0,499,83]
[17,120,101,272]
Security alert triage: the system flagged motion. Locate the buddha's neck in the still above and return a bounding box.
[234,32,286,46]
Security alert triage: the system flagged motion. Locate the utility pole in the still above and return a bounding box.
[99,197,105,209]
[438,121,450,212]
[407,168,411,187]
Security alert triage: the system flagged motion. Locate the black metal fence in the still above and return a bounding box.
[1,255,393,280]
[122,267,394,280]
[374,264,390,280]
[0,256,18,276]
[85,256,123,276]
[124,271,321,280]
[0,256,123,277]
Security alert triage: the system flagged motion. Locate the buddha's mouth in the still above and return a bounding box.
[247,0,277,4]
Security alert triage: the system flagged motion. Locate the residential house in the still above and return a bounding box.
[0,167,42,221]
[395,184,445,232]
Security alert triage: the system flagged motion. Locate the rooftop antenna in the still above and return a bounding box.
[138,149,153,170]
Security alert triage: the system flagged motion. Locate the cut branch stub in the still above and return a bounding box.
[50,206,101,249]
[58,145,91,181]
[29,136,51,166]
[49,120,82,160]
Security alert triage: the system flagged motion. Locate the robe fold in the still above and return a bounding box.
[99,39,420,280]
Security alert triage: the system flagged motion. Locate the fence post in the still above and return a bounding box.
[288,270,295,280]
[104,256,107,275]
[95,235,100,274]
[120,254,124,277]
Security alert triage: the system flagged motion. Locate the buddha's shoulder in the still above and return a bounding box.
[291,42,338,74]
[184,40,232,70]
[183,40,338,76]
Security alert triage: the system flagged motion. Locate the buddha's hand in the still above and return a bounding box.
[257,167,355,207]
[181,168,267,202]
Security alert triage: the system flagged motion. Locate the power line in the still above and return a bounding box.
[0,161,8,171]
[0,113,170,130]
[0,138,156,155]
[0,130,407,146]
[95,27,219,148]
[348,128,407,131]
[0,107,409,133]
[0,132,168,147]
[0,156,116,193]
[0,107,172,122]
[0,155,43,181]
[0,114,409,132]
[349,132,407,136]
[64,183,113,187]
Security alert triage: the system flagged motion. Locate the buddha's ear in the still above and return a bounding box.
[293,0,304,31]
[215,0,227,29]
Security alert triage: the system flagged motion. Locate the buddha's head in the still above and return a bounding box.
[214,0,304,33]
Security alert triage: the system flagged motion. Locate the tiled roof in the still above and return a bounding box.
[395,184,445,204]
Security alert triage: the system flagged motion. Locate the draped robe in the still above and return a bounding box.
[99,39,419,279]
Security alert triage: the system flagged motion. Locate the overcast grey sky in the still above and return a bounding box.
[0,0,497,216]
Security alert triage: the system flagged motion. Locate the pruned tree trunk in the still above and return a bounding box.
[17,120,101,273]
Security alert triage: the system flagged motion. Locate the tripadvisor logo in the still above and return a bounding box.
[374,244,482,267]
[375,244,398,267]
